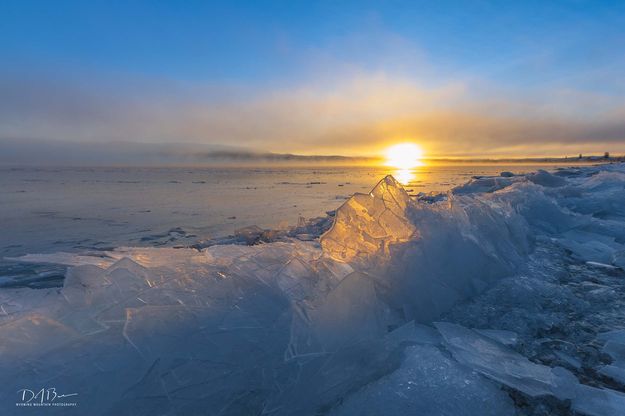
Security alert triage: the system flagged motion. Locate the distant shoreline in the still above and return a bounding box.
[0,154,622,169]
[423,156,623,164]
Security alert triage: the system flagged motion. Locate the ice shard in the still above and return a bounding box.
[320,175,417,263]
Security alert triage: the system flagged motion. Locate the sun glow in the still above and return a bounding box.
[384,143,424,186]
[384,143,424,169]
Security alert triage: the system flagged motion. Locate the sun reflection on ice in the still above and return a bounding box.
[395,169,415,185]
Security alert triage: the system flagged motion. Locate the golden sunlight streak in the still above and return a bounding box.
[383,142,424,185]
[394,169,415,185]
[384,143,424,169]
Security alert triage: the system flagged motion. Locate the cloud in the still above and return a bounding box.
[1,67,625,163]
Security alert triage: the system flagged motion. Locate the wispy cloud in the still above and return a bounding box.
[2,48,625,162]
[2,2,625,163]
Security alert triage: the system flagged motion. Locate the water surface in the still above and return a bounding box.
[0,163,596,260]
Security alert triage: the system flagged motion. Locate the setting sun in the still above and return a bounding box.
[384,143,424,169]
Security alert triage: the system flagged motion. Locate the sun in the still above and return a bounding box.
[384,143,424,169]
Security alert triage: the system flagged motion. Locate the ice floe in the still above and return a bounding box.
[2,163,625,414]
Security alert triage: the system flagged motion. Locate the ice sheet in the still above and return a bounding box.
[3,162,625,414]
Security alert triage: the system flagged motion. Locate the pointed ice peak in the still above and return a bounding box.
[320,175,417,263]
[375,174,402,189]
[107,256,148,274]
[370,175,412,211]
[371,175,405,195]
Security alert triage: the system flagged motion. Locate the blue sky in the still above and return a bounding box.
[2,0,625,160]
[3,1,623,85]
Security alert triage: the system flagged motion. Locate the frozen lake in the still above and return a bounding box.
[2,162,625,415]
[0,163,596,260]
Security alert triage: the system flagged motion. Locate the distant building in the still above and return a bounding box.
[579,154,582,159]
[605,152,610,159]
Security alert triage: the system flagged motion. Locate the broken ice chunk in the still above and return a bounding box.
[9,246,210,270]
[6,252,115,268]
[275,256,319,301]
[474,328,518,346]
[310,272,389,352]
[0,313,77,359]
[330,344,515,416]
[320,175,416,263]
[435,322,578,399]
[598,365,625,385]
[384,321,442,346]
[235,225,265,244]
[556,230,618,264]
[124,306,200,357]
[553,350,582,370]
[452,176,515,194]
[0,286,61,321]
[596,330,625,384]
[441,323,625,415]
[284,306,324,361]
[572,384,625,416]
[527,169,567,187]
[92,258,153,312]
[598,329,625,346]
[61,264,107,306]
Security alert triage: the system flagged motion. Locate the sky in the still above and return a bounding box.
[1,0,625,164]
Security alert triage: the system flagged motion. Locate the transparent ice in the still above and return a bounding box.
[3,163,625,415]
